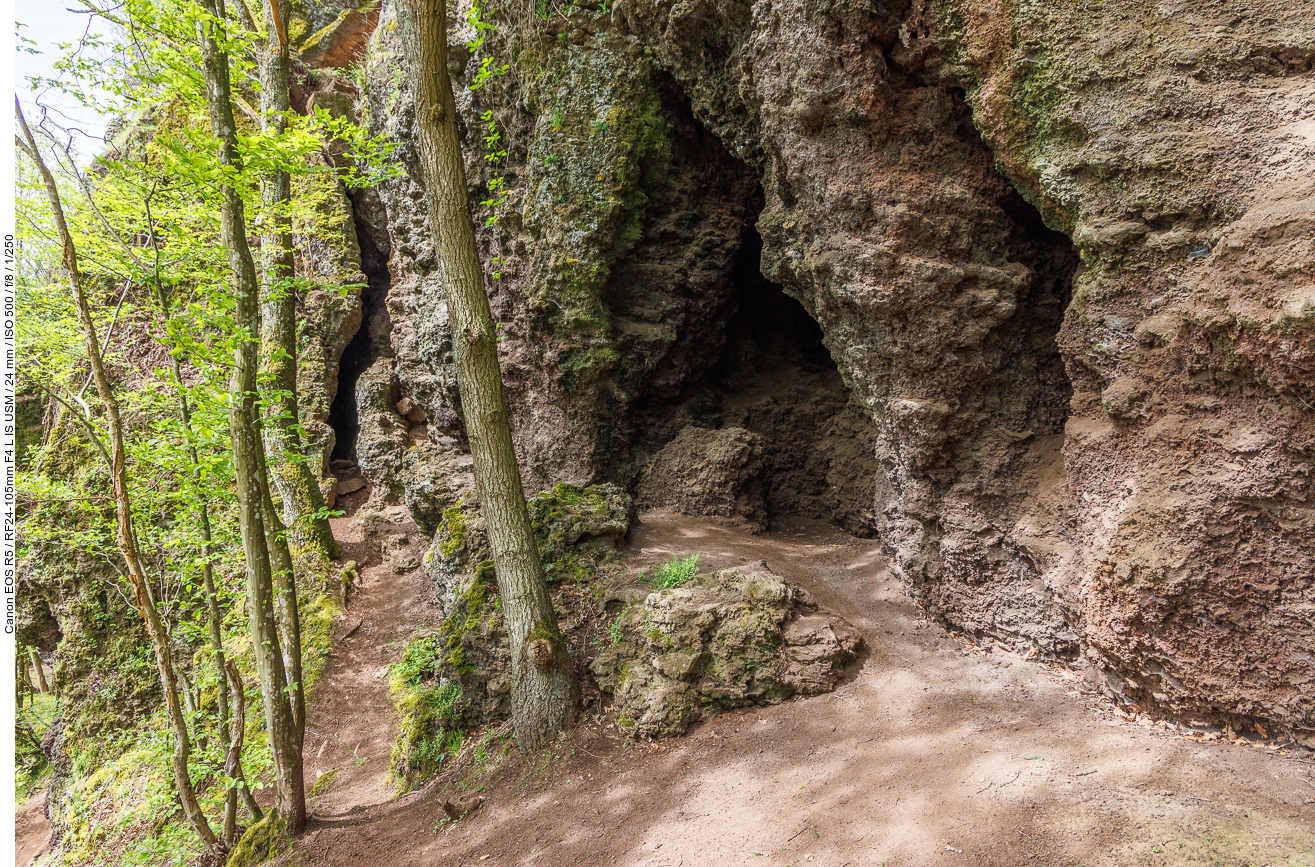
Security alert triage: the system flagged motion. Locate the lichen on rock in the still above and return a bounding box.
[593,563,863,739]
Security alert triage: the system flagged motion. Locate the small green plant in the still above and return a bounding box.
[606,604,633,643]
[590,118,609,135]
[464,0,511,227]
[641,553,700,590]
[545,153,560,166]
[392,634,446,688]
[551,110,563,130]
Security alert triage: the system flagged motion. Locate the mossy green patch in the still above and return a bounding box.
[515,32,675,394]
[527,482,630,581]
[227,814,290,867]
[389,681,465,791]
[437,504,468,559]
[389,566,504,789]
[308,767,339,798]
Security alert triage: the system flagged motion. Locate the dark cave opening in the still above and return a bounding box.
[715,226,837,380]
[709,225,882,536]
[616,80,885,536]
[630,193,882,536]
[327,209,392,464]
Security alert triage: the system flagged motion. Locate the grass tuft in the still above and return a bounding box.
[641,554,700,590]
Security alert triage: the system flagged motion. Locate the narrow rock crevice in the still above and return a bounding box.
[328,201,393,464]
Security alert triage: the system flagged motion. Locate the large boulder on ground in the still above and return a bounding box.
[528,482,635,565]
[636,426,767,530]
[414,483,638,728]
[592,563,863,739]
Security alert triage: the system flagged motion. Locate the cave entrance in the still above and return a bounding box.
[710,225,881,536]
[327,212,391,465]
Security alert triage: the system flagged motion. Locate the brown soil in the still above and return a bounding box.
[270,510,1315,867]
[15,787,52,867]
[302,492,441,816]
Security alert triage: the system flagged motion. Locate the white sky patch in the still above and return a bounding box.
[16,4,118,162]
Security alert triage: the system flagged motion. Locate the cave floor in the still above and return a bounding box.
[274,511,1315,867]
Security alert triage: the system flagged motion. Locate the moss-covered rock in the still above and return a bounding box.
[227,814,290,867]
[592,563,862,739]
[389,677,467,791]
[308,767,339,798]
[394,482,635,779]
[528,482,634,580]
[389,564,506,788]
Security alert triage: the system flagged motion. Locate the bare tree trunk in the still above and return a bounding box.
[257,435,306,816]
[258,0,339,564]
[194,0,305,834]
[258,3,314,800]
[225,661,265,827]
[397,0,579,752]
[17,650,32,708]
[15,99,224,858]
[29,649,48,694]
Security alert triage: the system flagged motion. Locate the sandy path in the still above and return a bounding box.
[301,495,440,817]
[277,512,1315,866]
[15,788,51,867]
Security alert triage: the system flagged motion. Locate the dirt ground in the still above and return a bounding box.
[300,488,441,815]
[16,787,52,867]
[272,510,1315,867]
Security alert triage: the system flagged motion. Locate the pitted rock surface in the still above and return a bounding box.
[592,563,862,739]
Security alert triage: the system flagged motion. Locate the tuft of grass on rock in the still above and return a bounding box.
[641,554,700,590]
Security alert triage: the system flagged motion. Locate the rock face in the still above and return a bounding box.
[614,0,1081,661]
[592,563,863,739]
[636,426,767,530]
[419,483,636,725]
[347,0,1315,735]
[918,0,1315,732]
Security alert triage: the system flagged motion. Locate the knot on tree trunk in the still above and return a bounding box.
[528,638,554,668]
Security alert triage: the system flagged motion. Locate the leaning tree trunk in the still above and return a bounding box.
[397,0,579,752]
[29,649,48,694]
[194,0,305,834]
[15,99,225,859]
[258,0,338,565]
[139,157,260,847]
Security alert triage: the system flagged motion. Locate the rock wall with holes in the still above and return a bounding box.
[334,0,1315,738]
[917,0,1315,733]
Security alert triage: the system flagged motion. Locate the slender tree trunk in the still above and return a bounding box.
[397,0,579,752]
[17,650,32,708]
[176,359,248,843]
[29,649,48,694]
[258,0,338,564]
[257,437,306,814]
[258,1,314,795]
[194,0,305,833]
[15,99,225,858]
[225,661,265,827]
[143,180,254,847]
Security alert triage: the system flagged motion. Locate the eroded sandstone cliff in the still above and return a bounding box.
[329,0,1313,738]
